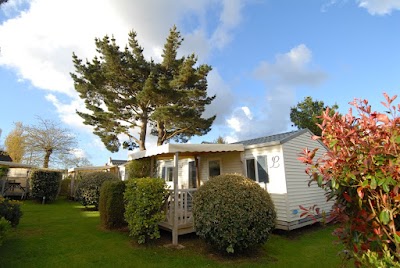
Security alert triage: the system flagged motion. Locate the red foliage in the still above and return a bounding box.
[298,93,400,265]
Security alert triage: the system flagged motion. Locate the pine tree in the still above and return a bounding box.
[290,96,339,136]
[71,26,215,151]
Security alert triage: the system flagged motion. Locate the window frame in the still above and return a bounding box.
[208,159,222,178]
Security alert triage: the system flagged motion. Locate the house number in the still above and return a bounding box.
[270,156,280,168]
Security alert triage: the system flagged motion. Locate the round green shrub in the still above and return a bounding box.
[0,196,23,227]
[193,174,276,254]
[75,172,119,210]
[99,180,126,229]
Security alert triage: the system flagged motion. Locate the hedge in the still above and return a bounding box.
[30,169,62,203]
[99,180,126,229]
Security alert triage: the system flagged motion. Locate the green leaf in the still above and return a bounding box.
[395,233,400,244]
[395,136,400,144]
[379,210,390,225]
[371,178,377,190]
[362,180,369,187]
[382,183,390,193]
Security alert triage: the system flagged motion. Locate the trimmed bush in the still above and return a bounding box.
[126,159,152,179]
[75,172,119,210]
[30,169,62,203]
[0,196,23,227]
[193,174,276,254]
[124,178,169,244]
[59,177,71,197]
[99,180,126,229]
[0,217,11,246]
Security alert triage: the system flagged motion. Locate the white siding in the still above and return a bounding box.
[282,131,334,225]
[156,156,195,189]
[244,145,289,225]
[199,151,243,183]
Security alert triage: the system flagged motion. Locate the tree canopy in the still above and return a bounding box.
[290,96,338,136]
[4,122,25,163]
[24,118,77,168]
[71,26,215,152]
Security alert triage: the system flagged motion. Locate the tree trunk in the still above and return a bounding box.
[138,117,147,151]
[43,149,52,168]
[157,122,165,146]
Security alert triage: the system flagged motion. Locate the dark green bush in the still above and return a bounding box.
[30,169,62,203]
[126,159,152,179]
[124,178,169,244]
[99,180,126,229]
[0,217,11,246]
[75,172,119,210]
[0,196,23,227]
[193,174,276,254]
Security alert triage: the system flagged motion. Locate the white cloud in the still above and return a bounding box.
[211,0,244,49]
[254,44,326,87]
[45,94,91,131]
[357,0,400,15]
[0,0,245,155]
[203,68,236,124]
[225,44,327,141]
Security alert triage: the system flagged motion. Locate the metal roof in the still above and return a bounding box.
[128,143,244,160]
[235,129,309,146]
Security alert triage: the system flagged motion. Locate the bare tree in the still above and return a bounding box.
[24,118,77,168]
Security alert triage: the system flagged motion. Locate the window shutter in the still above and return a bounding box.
[257,156,269,183]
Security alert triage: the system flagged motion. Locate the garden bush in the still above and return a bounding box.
[126,159,152,179]
[30,169,62,203]
[75,172,119,210]
[124,178,169,244]
[0,217,11,246]
[0,196,22,227]
[99,180,126,229]
[298,93,400,267]
[193,174,276,254]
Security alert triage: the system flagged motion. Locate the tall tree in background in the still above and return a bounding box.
[290,96,339,136]
[4,122,25,163]
[24,118,77,168]
[71,26,215,152]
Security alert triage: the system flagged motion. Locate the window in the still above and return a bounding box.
[161,161,174,182]
[208,160,221,177]
[188,161,197,188]
[246,156,269,183]
[257,155,268,183]
[246,159,256,181]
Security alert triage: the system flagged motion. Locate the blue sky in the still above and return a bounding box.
[0,0,399,166]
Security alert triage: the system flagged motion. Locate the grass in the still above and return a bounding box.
[0,198,349,268]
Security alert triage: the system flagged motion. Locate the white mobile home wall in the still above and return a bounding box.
[244,130,333,230]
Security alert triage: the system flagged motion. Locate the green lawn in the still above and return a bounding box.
[0,199,349,268]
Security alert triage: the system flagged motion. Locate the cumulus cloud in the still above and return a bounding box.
[225,44,327,141]
[203,68,236,124]
[357,0,400,15]
[0,0,247,159]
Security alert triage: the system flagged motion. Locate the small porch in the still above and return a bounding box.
[128,143,245,245]
[159,188,197,235]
